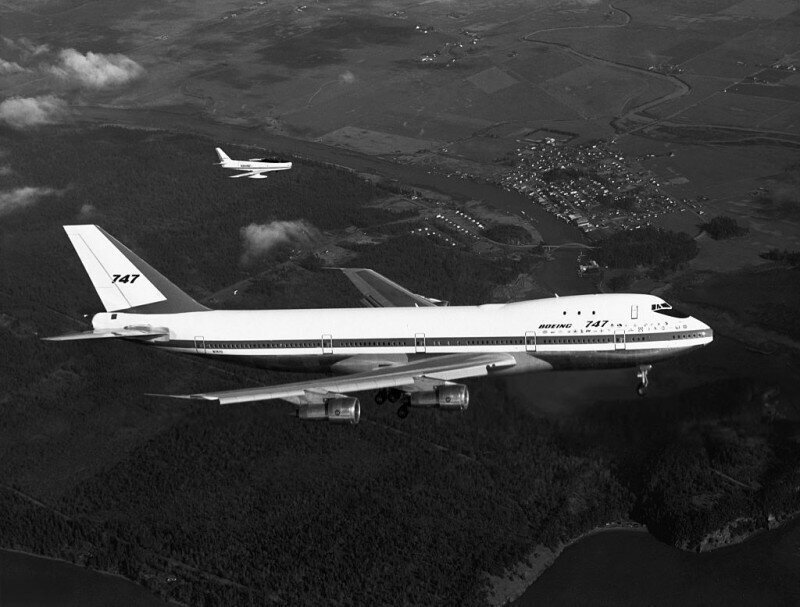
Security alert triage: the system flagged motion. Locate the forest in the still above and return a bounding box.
[700,215,748,240]
[1,125,799,606]
[593,226,698,277]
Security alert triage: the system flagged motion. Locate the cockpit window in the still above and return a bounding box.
[653,307,690,318]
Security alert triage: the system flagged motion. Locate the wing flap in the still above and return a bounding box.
[158,352,516,406]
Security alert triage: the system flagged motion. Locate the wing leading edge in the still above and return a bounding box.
[155,352,516,406]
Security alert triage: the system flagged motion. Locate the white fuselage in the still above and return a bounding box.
[93,293,712,374]
[223,160,292,172]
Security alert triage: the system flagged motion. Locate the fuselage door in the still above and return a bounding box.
[194,336,205,354]
[631,305,638,320]
[321,334,333,355]
[614,329,626,351]
[525,331,537,352]
[415,333,426,354]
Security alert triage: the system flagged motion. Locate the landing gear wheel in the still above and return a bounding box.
[396,404,409,419]
[636,364,652,398]
[387,388,403,404]
[374,389,387,405]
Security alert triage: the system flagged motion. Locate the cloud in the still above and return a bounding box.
[0,95,68,128]
[0,165,13,177]
[0,186,63,216]
[0,59,29,74]
[78,203,96,218]
[47,49,144,89]
[240,220,320,263]
[339,70,356,84]
[2,37,49,60]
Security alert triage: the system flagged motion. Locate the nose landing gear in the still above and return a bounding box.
[636,364,652,397]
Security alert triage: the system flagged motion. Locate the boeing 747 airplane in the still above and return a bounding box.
[215,148,292,179]
[46,226,713,424]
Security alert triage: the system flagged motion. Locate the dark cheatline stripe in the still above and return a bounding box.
[157,330,710,351]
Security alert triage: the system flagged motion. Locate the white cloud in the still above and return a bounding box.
[240,220,320,263]
[78,203,96,218]
[0,165,13,177]
[48,49,144,89]
[0,59,28,74]
[0,186,63,216]
[339,70,356,84]
[2,37,49,59]
[0,95,68,128]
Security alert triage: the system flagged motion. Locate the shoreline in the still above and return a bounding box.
[487,509,800,606]
[0,547,178,606]
[485,521,646,607]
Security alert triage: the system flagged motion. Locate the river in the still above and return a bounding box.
[513,517,800,606]
[75,106,583,245]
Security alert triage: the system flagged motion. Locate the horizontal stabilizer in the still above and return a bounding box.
[43,327,169,341]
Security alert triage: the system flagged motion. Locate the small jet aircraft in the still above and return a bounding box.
[46,226,714,425]
[215,147,292,179]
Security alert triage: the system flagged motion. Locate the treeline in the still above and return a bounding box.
[594,226,698,276]
[484,224,533,245]
[761,248,800,266]
[700,215,748,240]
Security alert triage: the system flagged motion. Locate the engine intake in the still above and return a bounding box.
[298,397,361,424]
[409,384,469,411]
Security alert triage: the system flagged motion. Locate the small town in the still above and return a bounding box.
[500,139,687,237]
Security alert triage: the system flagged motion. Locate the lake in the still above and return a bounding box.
[514,517,800,606]
[0,550,168,607]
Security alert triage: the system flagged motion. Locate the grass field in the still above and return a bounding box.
[3,0,795,166]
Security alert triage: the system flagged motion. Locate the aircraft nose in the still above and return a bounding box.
[696,318,713,344]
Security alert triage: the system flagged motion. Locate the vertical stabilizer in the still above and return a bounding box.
[215,148,231,164]
[64,225,209,314]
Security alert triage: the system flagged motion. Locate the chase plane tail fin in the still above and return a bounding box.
[215,147,231,164]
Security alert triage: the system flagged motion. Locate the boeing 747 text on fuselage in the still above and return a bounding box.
[46,226,713,424]
[215,148,292,179]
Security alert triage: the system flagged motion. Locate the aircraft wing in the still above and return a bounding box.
[230,170,269,179]
[156,352,516,406]
[336,268,446,308]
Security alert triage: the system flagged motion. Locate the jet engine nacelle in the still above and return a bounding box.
[409,384,469,411]
[298,397,361,424]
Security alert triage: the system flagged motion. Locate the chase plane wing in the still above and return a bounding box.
[230,171,269,179]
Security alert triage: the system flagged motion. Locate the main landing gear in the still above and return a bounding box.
[374,389,407,417]
[636,364,652,397]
